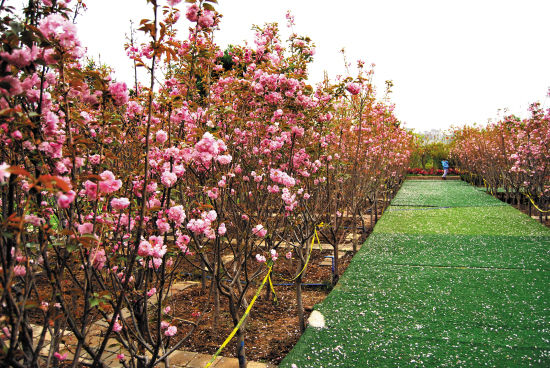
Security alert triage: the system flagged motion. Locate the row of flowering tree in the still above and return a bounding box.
[450,100,550,220]
[0,1,413,367]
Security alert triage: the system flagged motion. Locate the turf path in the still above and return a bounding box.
[280,180,550,367]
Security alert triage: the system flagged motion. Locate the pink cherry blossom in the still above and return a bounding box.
[83,180,98,200]
[147,287,157,297]
[113,319,122,332]
[0,45,39,68]
[218,222,227,236]
[0,163,11,183]
[217,154,232,165]
[167,205,186,225]
[138,240,153,257]
[161,171,177,187]
[53,352,68,361]
[78,222,94,234]
[165,325,177,336]
[99,170,122,194]
[205,210,217,222]
[198,10,215,28]
[11,130,22,140]
[156,129,168,144]
[108,81,129,106]
[57,190,76,209]
[90,248,106,270]
[111,197,130,210]
[252,224,267,237]
[186,4,199,22]
[13,265,26,276]
[39,14,82,57]
[345,82,361,95]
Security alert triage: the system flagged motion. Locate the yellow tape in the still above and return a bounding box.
[204,265,273,368]
[205,222,325,367]
[526,193,550,213]
[483,178,494,196]
[268,273,278,304]
[279,223,323,282]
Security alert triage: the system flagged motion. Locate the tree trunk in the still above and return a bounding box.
[370,204,374,229]
[213,281,220,333]
[295,273,306,332]
[227,296,247,368]
[236,327,247,368]
[264,281,272,301]
[200,257,207,292]
[352,211,357,253]
[332,244,339,286]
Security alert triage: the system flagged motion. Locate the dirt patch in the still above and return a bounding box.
[166,249,355,365]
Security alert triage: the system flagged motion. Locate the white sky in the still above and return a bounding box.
[71,0,550,132]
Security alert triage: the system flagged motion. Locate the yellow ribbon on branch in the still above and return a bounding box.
[204,265,273,368]
[279,222,324,282]
[205,222,325,367]
[483,178,494,196]
[526,193,550,213]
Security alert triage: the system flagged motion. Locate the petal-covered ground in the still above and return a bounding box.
[280,180,550,367]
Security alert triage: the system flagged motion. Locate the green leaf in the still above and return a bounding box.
[203,3,215,11]
[89,297,99,308]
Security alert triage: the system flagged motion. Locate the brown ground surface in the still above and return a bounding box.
[167,248,356,366]
[23,209,383,366]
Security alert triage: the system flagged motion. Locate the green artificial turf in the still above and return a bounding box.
[357,233,550,270]
[283,266,549,367]
[390,180,504,207]
[280,180,550,367]
[378,206,548,237]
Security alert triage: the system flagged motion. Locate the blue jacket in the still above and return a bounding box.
[442,160,449,169]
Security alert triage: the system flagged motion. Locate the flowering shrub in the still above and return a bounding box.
[0,1,413,367]
[451,101,550,209]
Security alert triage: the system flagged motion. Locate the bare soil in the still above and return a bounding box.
[167,249,356,365]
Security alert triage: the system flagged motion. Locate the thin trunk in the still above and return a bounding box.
[264,281,271,301]
[213,284,220,332]
[200,257,206,292]
[236,327,247,368]
[228,296,247,368]
[332,244,339,286]
[295,272,305,332]
[370,204,374,228]
[352,211,357,253]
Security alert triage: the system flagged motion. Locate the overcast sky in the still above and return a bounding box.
[73,0,550,132]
